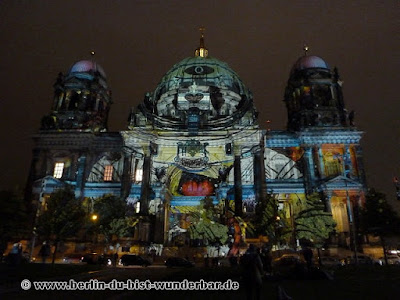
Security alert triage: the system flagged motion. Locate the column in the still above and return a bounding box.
[75,153,86,199]
[252,144,266,207]
[120,150,132,199]
[354,145,367,185]
[140,146,151,215]
[344,145,353,178]
[324,190,332,213]
[304,147,315,192]
[318,148,325,178]
[153,186,165,243]
[234,145,243,217]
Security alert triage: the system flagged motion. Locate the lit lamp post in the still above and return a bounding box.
[90,214,98,245]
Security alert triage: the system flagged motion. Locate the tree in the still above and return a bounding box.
[360,188,400,234]
[92,194,133,249]
[294,192,336,248]
[37,186,85,264]
[252,193,288,245]
[189,196,228,246]
[360,188,400,264]
[0,188,30,255]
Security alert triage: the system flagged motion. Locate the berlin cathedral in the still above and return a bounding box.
[25,32,367,249]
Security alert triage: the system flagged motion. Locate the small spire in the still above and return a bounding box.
[303,44,309,56]
[195,27,208,58]
[90,50,97,74]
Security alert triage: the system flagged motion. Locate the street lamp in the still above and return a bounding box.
[90,213,99,246]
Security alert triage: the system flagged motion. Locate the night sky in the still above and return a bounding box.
[0,1,399,208]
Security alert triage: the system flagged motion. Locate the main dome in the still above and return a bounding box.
[153,56,252,101]
[131,54,258,132]
[130,31,258,132]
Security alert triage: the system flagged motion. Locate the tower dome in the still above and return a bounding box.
[285,52,348,131]
[291,55,330,73]
[69,60,107,79]
[40,58,112,132]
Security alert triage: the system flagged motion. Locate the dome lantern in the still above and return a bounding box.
[194,27,208,58]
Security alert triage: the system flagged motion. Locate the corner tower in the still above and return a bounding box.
[41,56,112,132]
[284,51,348,131]
[26,57,122,209]
[281,49,367,247]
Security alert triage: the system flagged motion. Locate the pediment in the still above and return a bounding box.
[323,175,362,190]
[32,176,65,190]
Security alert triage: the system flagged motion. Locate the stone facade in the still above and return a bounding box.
[26,39,367,248]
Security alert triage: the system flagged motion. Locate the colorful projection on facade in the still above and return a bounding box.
[265,147,303,180]
[179,172,215,196]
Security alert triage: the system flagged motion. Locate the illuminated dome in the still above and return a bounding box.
[130,31,258,132]
[132,55,257,131]
[291,55,330,73]
[69,60,107,79]
[154,56,252,101]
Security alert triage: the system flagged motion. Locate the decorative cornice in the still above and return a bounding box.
[298,129,363,145]
[320,175,363,191]
[33,132,122,150]
[266,181,306,194]
[265,130,300,147]
[122,128,262,148]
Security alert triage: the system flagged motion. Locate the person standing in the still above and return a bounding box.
[38,241,51,264]
[9,243,19,266]
[240,244,264,300]
[260,247,272,275]
[204,254,209,268]
[302,247,313,271]
[113,252,119,267]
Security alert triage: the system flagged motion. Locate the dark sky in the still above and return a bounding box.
[1,1,399,207]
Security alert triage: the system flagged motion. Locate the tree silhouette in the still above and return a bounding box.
[37,186,85,264]
[92,194,134,249]
[0,188,29,256]
[252,193,287,245]
[360,188,400,264]
[295,192,336,248]
[189,196,228,246]
[360,188,400,235]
